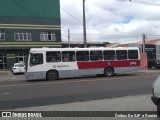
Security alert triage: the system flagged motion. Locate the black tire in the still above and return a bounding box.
[104,68,114,77]
[113,73,117,76]
[46,70,58,80]
[157,102,160,117]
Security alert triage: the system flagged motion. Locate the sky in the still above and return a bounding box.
[60,0,160,43]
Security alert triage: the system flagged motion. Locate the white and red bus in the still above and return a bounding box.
[25,47,140,80]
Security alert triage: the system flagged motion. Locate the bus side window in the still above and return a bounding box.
[90,51,103,61]
[62,51,75,62]
[46,51,61,62]
[103,50,115,60]
[116,50,127,60]
[128,50,138,59]
[76,51,89,61]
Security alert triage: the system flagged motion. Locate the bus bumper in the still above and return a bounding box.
[25,72,46,80]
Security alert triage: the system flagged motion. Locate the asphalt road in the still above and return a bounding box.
[0,72,159,110]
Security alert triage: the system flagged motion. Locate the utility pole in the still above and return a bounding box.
[143,34,146,53]
[83,0,87,48]
[68,29,70,48]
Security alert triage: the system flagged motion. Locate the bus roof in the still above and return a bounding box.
[29,47,139,53]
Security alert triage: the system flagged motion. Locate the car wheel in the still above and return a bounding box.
[157,102,160,117]
[46,70,58,80]
[104,68,114,77]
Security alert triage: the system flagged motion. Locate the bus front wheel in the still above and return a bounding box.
[104,68,114,77]
[46,70,58,80]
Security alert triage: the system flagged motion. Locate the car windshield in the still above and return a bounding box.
[15,64,24,67]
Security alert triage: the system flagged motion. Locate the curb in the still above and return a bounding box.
[0,71,11,75]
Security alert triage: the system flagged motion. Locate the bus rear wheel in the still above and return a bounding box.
[104,68,114,77]
[47,70,58,80]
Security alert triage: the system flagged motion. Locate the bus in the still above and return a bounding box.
[25,47,140,80]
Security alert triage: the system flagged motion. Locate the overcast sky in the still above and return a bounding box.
[60,0,160,43]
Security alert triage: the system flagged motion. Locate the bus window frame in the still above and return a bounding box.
[29,53,44,66]
[116,50,128,60]
[46,51,61,63]
[62,51,75,62]
[103,50,116,60]
[90,50,103,61]
[76,51,89,62]
[128,50,138,60]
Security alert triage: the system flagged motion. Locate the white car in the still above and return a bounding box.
[151,76,160,117]
[12,63,26,74]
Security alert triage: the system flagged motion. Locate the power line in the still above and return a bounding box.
[61,18,82,26]
[62,27,144,35]
[60,7,83,25]
[118,0,160,7]
[63,33,160,39]
[68,33,140,38]
[53,0,83,25]
[68,33,160,37]
[14,0,80,29]
[146,34,160,36]
[132,0,160,7]
[13,0,44,25]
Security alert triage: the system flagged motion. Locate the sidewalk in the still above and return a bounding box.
[11,94,156,111]
[2,94,158,120]
[139,70,160,73]
[0,70,11,75]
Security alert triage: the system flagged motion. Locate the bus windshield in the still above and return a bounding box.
[30,53,43,66]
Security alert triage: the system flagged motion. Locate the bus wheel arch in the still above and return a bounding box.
[46,70,59,80]
[104,67,114,77]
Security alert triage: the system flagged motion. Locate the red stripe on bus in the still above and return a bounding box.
[77,60,140,69]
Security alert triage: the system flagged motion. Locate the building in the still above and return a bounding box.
[106,40,160,68]
[129,39,160,68]
[133,39,160,60]
[0,0,61,70]
[62,41,110,48]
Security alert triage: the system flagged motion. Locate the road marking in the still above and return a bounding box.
[0,93,11,96]
[0,74,158,89]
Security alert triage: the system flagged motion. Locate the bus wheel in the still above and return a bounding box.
[104,68,114,77]
[47,70,58,80]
